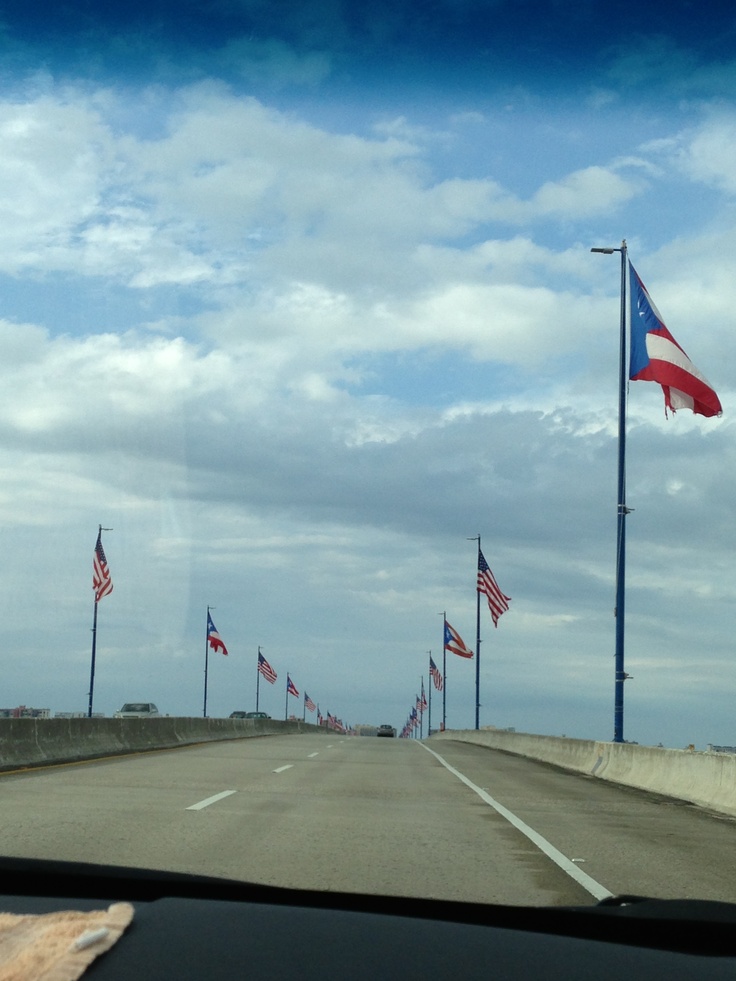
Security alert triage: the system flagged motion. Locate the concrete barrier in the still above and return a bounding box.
[430,729,736,818]
[0,717,329,772]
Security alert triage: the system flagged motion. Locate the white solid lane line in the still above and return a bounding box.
[273,765,294,773]
[419,743,613,902]
[186,790,237,811]
[307,752,319,758]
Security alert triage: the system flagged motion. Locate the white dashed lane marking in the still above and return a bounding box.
[186,790,237,811]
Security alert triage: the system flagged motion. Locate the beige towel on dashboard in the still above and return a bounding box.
[0,903,134,981]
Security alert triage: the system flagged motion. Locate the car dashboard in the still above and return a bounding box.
[1,857,736,979]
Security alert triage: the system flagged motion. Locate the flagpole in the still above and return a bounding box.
[256,646,261,712]
[88,524,112,719]
[203,606,210,718]
[427,652,432,735]
[614,240,629,744]
[441,612,447,731]
[592,240,628,743]
[475,536,481,730]
[467,534,482,730]
[420,681,424,739]
[284,675,288,721]
[88,598,99,719]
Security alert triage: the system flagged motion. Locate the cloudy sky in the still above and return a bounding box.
[1,0,735,747]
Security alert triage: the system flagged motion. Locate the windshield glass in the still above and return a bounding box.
[1,0,735,909]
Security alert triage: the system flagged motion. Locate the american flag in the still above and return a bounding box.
[429,656,443,691]
[317,706,323,724]
[444,619,473,659]
[207,611,228,656]
[420,682,427,712]
[258,651,277,684]
[93,529,113,603]
[286,674,299,697]
[304,692,316,712]
[478,549,511,627]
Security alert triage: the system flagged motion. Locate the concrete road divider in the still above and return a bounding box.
[430,728,736,819]
[0,717,329,772]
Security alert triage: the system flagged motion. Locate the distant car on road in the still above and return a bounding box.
[245,711,270,719]
[377,724,396,737]
[113,702,161,718]
[229,711,248,719]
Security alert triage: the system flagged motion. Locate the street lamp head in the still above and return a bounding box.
[591,247,617,254]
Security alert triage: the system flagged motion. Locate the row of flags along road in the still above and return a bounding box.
[402,549,510,737]
[90,256,721,734]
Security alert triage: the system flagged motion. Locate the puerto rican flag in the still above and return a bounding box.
[207,611,228,656]
[629,261,721,418]
[444,619,474,659]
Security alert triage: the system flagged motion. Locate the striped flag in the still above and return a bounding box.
[258,651,277,684]
[478,549,510,627]
[93,529,113,603]
[444,619,473,659]
[429,656,443,691]
[304,692,316,712]
[287,674,299,697]
[629,260,721,418]
[420,681,427,712]
[207,611,228,656]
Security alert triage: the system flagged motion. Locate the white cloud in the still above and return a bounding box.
[0,83,650,298]
[675,111,736,194]
[0,96,111,266]
[506,165,644,223]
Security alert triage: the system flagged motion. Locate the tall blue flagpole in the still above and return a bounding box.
[427,652,432,735]
[475,536,481,730]
[467,534,481,730]
[203,606,210,718]
[441,612,447,731]
[592,239,628,743]
[88,598,99,719]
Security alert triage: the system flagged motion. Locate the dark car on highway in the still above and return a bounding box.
[377,724,396,737]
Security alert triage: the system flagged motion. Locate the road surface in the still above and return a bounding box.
[1,734,735,906]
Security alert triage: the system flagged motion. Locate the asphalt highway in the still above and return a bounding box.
[1,734,735,906]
